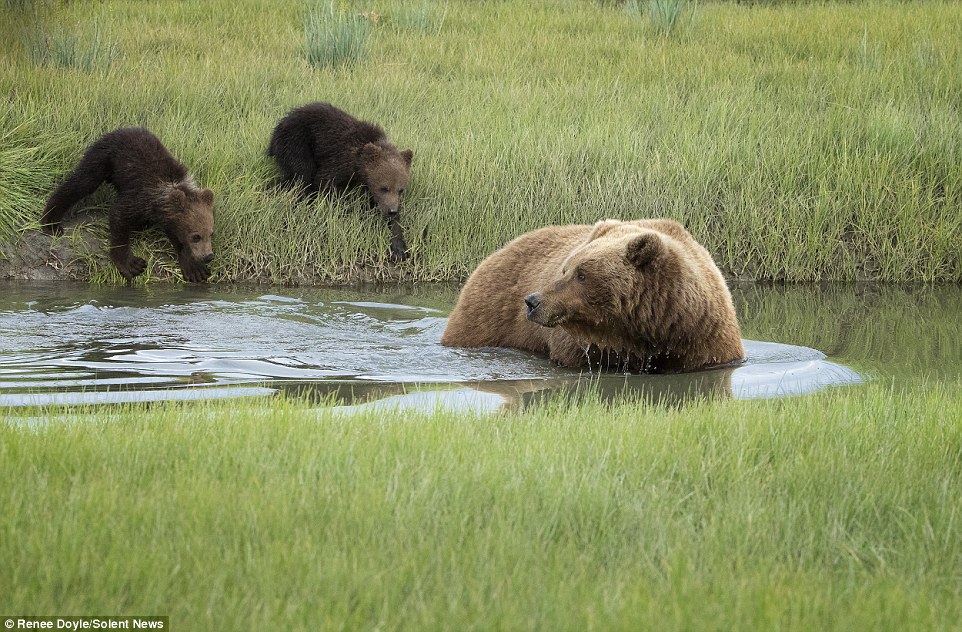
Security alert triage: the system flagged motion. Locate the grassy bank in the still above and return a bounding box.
[2,381,961,630]
[1,0,960,283]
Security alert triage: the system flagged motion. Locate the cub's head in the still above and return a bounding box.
[524,220,678,333]
[357,142,413,221]
[164,183,215,264]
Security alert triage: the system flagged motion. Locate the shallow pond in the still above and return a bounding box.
[0,281,958,413]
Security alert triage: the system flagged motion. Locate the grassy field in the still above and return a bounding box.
[2,0,960,283]
[2,381,961,630]
[3,2,961,628]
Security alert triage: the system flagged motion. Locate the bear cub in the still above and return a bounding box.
[442,219,745,373]
[268,102,414,262]
[41,127,215,283]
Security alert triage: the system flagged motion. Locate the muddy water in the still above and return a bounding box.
[1,281,954,413]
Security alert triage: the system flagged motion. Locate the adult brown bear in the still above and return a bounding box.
[441,219,745,373]
[268,102,414,262]
[41,127,215,283]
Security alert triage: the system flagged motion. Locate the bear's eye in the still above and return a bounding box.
[380,186,390,193]
[399,188,405,195]
[575,269,586,282]
[190,234,202,243]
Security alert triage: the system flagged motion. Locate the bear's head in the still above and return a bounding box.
[523,219,711,364]
[523,218,744,372]
[357,142,413,221]
[163,183,215,265]
[524,220,668,330]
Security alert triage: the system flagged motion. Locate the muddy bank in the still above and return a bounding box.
[0,227,98,281]
[0,210,184,283]
[1,219,424,285]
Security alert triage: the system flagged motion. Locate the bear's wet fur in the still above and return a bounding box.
[41,127,215,283]
[267,102,414,262]
[441,219,745,373]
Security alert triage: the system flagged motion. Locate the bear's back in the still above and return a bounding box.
[99,128,189,191]
[441,224,592,350]
[283,102,387,156]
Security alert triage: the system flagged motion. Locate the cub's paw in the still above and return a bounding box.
[389,237,409,263]
[128,257,148,278]
[181,260,211,283]
[117,257,148,282]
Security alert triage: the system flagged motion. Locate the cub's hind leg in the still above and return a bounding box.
[42,140,113,235]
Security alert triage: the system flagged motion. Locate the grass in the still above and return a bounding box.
[390,1,447,35]
[1,0,960,284]
[305,1,375,69]
[0,116,59,242]
[22,20,118,71]
[2,3,959,626]
[647,0,696,37]
[2,381,961,630]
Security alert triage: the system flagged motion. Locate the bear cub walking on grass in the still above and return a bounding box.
[41,127,215,283]
[268,102,414,262]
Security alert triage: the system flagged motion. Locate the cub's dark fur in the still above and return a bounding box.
[41,127,215,283]
[268,102,414,262]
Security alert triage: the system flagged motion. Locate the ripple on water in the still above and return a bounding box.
[0,284,868,412]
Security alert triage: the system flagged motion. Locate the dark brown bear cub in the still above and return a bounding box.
[41,127,215,283]
[267,102,414,262]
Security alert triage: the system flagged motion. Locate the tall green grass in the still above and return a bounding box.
[0,117,58,242]
[2,381,961,629]
[647,0,696,36]
[1,0,960,283]
[23,21,118,70]
[389,1,447,34]
[305,1,375,68]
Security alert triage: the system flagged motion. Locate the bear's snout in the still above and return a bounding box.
[524,293,542,318]
[202,253,214,264]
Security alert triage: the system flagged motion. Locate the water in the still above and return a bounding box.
[1,281,956,413]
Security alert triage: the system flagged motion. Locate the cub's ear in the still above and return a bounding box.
[400,149,414,166]
[169,187,188,208]
[358,142,383,162]
[626,233,662,269]
[200,188,214,206]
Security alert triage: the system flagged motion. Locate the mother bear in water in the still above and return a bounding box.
[442,218,745,373]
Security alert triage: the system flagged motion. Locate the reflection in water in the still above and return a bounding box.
[4,281,949,413]
[733,283,962,381]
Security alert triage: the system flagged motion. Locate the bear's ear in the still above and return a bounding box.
[588,219,621,242]
[400,149,414,166]
[200,188,214,206]
[626,233,663,269]
[358,142,383,163]
[169,187,188,208]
